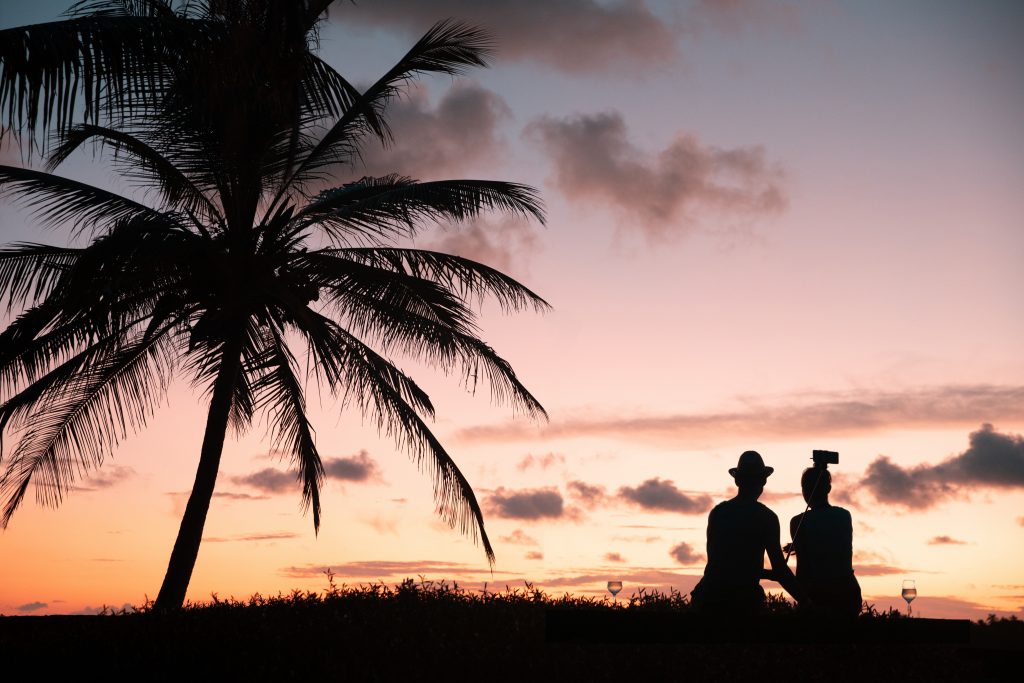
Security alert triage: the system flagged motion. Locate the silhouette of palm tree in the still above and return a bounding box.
[0,1,547,610]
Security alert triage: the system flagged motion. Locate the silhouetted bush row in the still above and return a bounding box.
[0,576,1018,681]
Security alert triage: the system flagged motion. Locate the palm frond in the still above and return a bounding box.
[270,20,494,202]
[297,176,545,243]
[0,243,80,311]
[0,13,202,143]
[65,1,176,19]
[0,322,177,527]
[325,247,550,313]
[46,124,223,222]
[291,310,492,560]
[0,164,168,235]
[308,256,546,419]
[0,306,157,401]
[250,322,324,532]
[300,54,363,121]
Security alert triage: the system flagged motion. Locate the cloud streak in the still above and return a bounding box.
[499,529,539,546]
[456,385,1024,447]
[859,424,1024,509]
[282,561,704,599]
[516,453,565,472]
[203,532,300,543]
[527,111,785,240]
[15,601,46,612]
[323,450,381,483]
[232,452,383,494]
[281,560,502,580]
[928,535,967,545]
[232,468,293,494]
[538,569,702,596]
[619,478,713,514]
[79,465,135,491]
[853,563,916,576]
[486,487,565,520]
[339,0,677,74]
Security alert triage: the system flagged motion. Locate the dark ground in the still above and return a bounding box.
[1,581,1018,681]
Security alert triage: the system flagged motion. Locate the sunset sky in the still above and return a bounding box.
[2,0,1022,620]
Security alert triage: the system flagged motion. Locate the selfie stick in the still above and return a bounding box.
[785,450,835,562]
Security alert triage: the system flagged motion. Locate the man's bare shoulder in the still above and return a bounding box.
[755,501,779,520]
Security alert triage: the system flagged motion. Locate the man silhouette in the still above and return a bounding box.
[690,451,805,614]
[786,465,862,618]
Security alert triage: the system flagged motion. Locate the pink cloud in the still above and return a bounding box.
[566,480,610,510]
[516,453,565,472]
[354,82,510,181]
[499,529,539,546]
[669,541,705,566]
[456,385,1024,447]
[619,478,713,514]
[323,450,382,483]
[526,111,785,241]
[486,487,565,520]
[859,424,1024,510]
[927,535,968,545]
[76,465,136,491]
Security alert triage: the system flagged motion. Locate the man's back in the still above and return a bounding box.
[703,498,775,587]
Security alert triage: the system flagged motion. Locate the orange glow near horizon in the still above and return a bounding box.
[2,0,1023,620]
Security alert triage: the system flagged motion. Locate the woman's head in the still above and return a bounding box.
[801,466,831,506]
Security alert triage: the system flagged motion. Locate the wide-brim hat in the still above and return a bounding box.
[729,450,774,478]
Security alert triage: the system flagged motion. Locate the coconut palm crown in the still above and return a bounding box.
[0,0,547,609]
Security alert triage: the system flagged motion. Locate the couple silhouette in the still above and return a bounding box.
[689,450,862,617]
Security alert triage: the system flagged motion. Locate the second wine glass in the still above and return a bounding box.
[901,579,917,617]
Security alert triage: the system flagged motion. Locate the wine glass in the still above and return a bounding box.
[902,579,917,617]
[607,580,623,603]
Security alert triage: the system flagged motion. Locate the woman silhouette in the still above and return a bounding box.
[787,466,862,618]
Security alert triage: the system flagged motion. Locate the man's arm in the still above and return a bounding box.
[764,512,806,603]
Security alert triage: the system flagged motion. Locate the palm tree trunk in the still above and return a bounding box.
[154,335,244,610]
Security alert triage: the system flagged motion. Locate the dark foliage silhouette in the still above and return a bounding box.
[0,0,547,609]
[0,578,1001,680]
